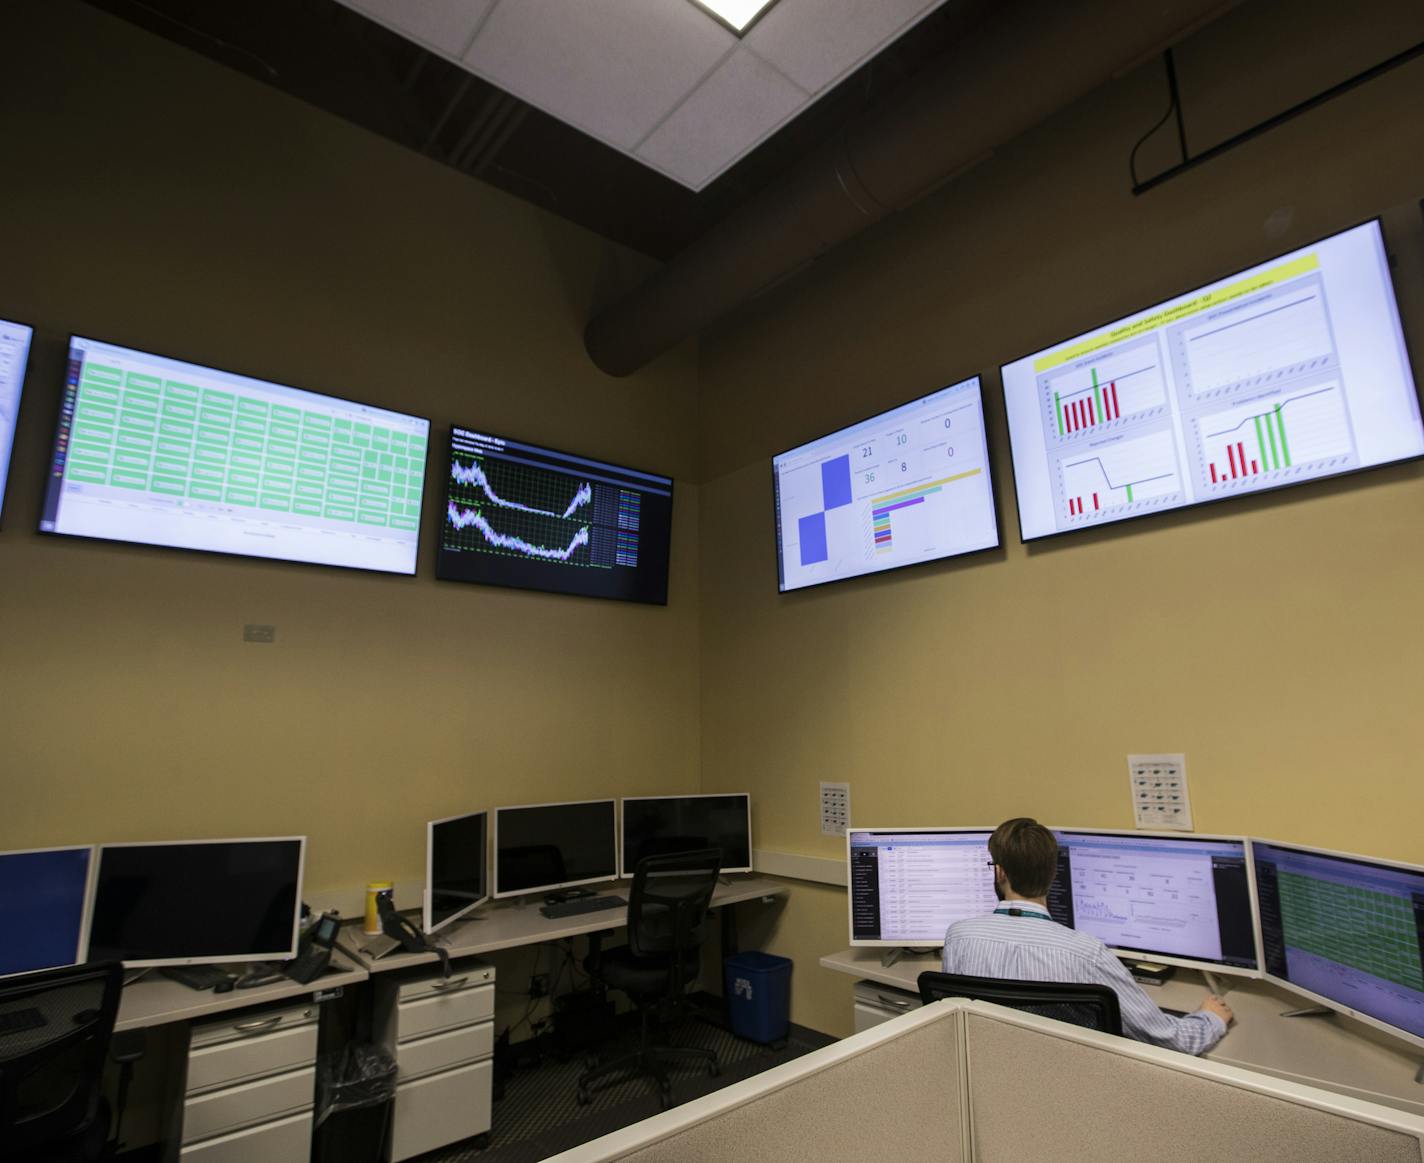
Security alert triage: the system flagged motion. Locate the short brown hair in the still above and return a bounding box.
[988,818,1058,897]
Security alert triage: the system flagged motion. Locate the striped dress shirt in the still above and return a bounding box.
[942,901,1226,1055]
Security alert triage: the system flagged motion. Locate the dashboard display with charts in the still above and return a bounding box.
[437,427,673,604]
[39,337,429,573]
[1001,220,1423,540]
[0,318,34,525]
[773,376,998,592]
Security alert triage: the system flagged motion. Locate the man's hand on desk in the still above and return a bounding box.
[1199,995,1234,1026]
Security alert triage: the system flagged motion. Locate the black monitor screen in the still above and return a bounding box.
[621,794,751,876]
[437,427,673,604]
[0,847,92,977]
[427,811,488,934]
[494,801,617,897]
[89,839,303,966]
[1255,842,1424,1041]
[1051,832,1258,972]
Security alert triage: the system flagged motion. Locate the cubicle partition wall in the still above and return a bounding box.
[550,1002,1424,1163]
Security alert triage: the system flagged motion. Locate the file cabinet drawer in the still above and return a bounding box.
[397,1021,494,1082]
[182,1065,315,1143]
[187,1021,318,1094]
[395,962,493,1004]
[179,1110,312,1163]
[391,1061,492,1162]
[397,983,494,1041]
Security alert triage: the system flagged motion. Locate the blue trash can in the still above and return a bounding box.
[724,951,792,1043]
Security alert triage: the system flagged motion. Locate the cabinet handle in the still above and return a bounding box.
[432,976,469,991]
[875,993,913,1010]
[232,1015,283,1033]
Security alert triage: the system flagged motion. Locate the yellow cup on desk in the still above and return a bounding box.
[364,881,393,935]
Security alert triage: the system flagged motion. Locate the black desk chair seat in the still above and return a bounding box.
[917,970,1122,1036]
[578,848,723,1110]
[0,960,124,1163]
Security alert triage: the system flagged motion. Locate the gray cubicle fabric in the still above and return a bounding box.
[964,1013,1422,1162]
[607,1014,965,1162]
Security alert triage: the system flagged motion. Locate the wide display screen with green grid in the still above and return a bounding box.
[39,337,428,573]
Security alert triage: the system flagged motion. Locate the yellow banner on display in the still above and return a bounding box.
[1032,253,1321,373]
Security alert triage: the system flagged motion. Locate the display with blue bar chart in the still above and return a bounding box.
[773,377,997,592]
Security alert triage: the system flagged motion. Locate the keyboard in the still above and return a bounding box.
[161,964,233,991]
[540,894,626,919]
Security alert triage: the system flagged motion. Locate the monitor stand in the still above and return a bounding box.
[1414,1062,1423,1085]
[1279,1006,1334,1019]
[1202,971,1231,997]
[880,947,931,969]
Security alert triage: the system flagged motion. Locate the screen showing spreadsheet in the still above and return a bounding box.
[848,829,996,945]
[1002,219,1422,540]
[1255,842,1424,1044]
[1051,831,1258,973]
[773,376,998,592]
[40,336,429,573]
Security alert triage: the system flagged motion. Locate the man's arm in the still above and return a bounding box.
[1096,949,1229,1055]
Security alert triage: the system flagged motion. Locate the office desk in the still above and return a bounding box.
[116,950,367,1032]
[820,947,1424,1117]
[342,876,788,974]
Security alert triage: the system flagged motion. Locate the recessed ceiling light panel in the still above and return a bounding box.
[688,0,779,35]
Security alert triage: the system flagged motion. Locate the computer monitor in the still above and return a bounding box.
[847,828,996,946]
[1051,830,1259,975]
[88,837,305,967]
[0,846,94,978]
[493,800,618,898]
[619,793,752,876]
[0,318,34,527]
[1254,840,1424,1048]
[424,810,489,935]
[39,335,430,573]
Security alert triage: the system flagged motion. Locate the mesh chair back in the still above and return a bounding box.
[0,961,123,1153]
[626,848,722,963]
[917,970,1122,1035]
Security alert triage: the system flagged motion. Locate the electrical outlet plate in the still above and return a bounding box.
[820,781,850,837]
[1128,753,1192,830]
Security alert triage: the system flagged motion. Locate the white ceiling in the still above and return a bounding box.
[338,0,948,190]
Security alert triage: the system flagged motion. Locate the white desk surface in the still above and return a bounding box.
[821,947,1424,1116]
[115,949,368,1033]
[343,876,789,974]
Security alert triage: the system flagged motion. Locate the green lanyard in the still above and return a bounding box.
[993,907,1053,920]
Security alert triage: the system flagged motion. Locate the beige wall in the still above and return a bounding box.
[698,0,1424,1036]
[0,2,701,915]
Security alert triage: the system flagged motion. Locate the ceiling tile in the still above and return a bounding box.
[339,0,496,57]
[464,0,736,151]
[746,0,943,94]
[637,48,807,190]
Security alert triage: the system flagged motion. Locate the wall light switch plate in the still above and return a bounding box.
[1128,753,1192,831]
[243,624,276,644]
[820,781,850,837]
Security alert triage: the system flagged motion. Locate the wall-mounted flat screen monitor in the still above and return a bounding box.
[493,800,618,898]
[425,810,489,935]
[437,427,673,604]
[1254,840,1424,1048]
[0,846,94,978]
[0,318,34,526]
[39,336,430,573]
[1002,219,1423,540]
[1051,830,1259,976]
[847,828,996,946]
[620,793,752,876]
[88,837,305,967]
[773,376,998,592]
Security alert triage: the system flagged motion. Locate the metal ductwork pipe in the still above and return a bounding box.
[585,0,1238,377]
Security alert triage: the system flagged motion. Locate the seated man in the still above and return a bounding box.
[943,817,1232,1055]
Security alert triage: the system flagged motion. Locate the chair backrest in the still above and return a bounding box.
[626,848,722,965]
[917,971,1122,1036]
[0,960,123,1153]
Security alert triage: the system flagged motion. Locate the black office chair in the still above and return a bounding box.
[577,848,723,1110]
[0,961,124,1163]
[917,970,1122,1036]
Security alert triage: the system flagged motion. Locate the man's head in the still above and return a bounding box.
[988,817,1058,900]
